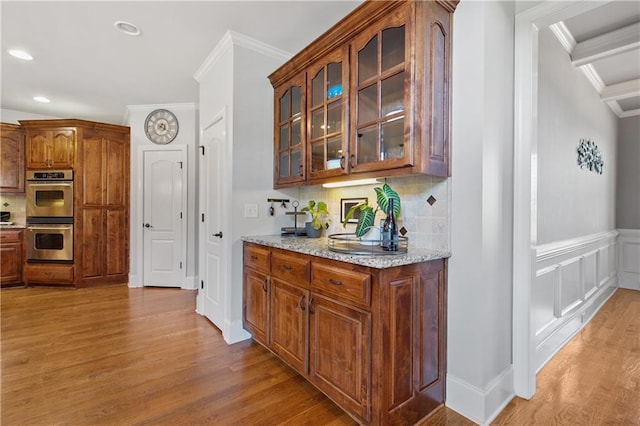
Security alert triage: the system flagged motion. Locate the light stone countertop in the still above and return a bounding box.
[0,224,25,230]
[241,234,450,269]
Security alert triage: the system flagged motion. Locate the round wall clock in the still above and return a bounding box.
[144,109,179,144]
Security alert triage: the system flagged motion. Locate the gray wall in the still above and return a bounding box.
[616,116,640,229]
[537,27,618,245]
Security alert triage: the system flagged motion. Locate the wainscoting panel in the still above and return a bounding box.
[533,231,618,372]
[618,229,640,290]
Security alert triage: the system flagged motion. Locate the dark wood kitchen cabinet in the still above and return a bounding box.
[19,119,130,288]
[77,126,130,287]
[242,241,447,425]
[0,229,23,287]
[0,123,25,193]
[25,127,75,169]
[269,0,457,188]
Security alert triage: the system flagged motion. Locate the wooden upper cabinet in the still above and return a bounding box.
[0,123,25,193]
[350,5,412,174]
[268,0,457,188]
[25,128,75,169]
[273,74,306,187]
[306,47,349,181]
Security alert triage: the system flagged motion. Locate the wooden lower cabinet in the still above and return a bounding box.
[242,242,447,425]
[309,293,371,421]
[23,263,74,286]
[270,278,309,373]
[0,229,24,287]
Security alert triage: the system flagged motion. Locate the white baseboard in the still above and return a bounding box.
[182,275,197,290]
[446,366,514,425]
[223,319,252,345]
[128,274,142,288]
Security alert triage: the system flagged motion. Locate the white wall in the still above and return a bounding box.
[196,31,291,342]
[447,1,515,424]
[616,116,640,230]
[536,28,618,245]
[0,108,60,123]
[126,103,199,289]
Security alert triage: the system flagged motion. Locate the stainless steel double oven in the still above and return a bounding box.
[25,170,74,263]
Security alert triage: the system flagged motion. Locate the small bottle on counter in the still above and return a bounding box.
[381,198,398,251]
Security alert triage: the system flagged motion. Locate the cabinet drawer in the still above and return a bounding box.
[272,251,310,287]
[0,230,23,243]
[311,262,371,306]
[24,263,74,284]
[243,244,270,273]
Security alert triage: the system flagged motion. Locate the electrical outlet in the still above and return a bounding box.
[244,203,259,218]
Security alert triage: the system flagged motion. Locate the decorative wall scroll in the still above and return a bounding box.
[577,139,604,175]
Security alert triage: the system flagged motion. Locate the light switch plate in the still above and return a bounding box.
[244,203,259,218]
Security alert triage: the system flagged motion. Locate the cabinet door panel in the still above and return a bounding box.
[270,278,308,374]
[0,243,22,283]
[350,4,412,174]
[419,2,451,176]
[105,135,128,207]
[309,293,371,422]
[0,125,25,193]
[105,209,127,276]
[81,208,103,278]
[82,136,104,206]
[26,131,50,168]
[50,129,75,168]
[273,75,306,187]
[243,267,269,345]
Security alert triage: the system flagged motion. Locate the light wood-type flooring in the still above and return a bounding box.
[1,285,637,425]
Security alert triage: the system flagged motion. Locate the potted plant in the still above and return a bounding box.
[342,183,401,239]
[302,200,331,238]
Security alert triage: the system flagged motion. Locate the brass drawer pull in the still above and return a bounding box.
[329,279,342,286]
[282,264,292,270]
[299,295,306,311]
[250,255,258,260]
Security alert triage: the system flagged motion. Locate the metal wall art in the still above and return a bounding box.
[577,139,604,175]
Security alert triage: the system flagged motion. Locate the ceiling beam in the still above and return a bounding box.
[601,79,640,102]
[571,22,640,67]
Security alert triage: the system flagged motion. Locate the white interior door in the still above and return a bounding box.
[199,116,226,330]
[142,149,185,287]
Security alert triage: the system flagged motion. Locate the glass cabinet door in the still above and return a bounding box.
[274,75,306,185]
[350,7,412,173]
[307,48,348,180]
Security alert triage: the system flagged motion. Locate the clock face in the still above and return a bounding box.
[145,109,179,144]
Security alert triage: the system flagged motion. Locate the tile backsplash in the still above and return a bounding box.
[0,194,26,225]
[293,175,450,251]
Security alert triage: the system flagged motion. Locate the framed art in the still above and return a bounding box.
[341,197,367,224]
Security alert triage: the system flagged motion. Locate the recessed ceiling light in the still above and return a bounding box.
[8,49,33,60]
[114,21,141,36]
[33,96,50,103]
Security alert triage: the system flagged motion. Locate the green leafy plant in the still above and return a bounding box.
[302,200,331,230]
[342,183,401,237]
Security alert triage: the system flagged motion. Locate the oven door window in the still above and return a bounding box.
[35,232,65,250]
[35,190,65,208]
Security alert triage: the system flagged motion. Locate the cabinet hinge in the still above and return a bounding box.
[178,161,183,169]
[200,146,205,156]
[180,261,183,269]
[201,213,205,222]
[180,212,183,219]
[201,280,204,289]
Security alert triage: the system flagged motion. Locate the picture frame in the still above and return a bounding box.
[341,197,368,224]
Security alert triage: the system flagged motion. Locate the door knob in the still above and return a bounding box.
[213,231,223,238]
[144,223,153,228]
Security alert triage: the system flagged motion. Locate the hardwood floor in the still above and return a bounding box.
[1,286,637,425]
[493,288,640,425]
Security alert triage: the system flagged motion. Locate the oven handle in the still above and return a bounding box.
[27,224,73,231]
